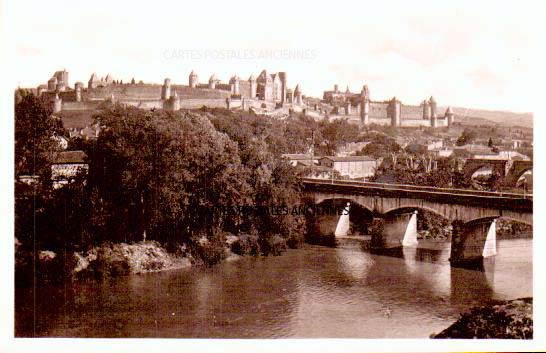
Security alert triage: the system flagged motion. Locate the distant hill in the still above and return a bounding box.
[442,107,533,129]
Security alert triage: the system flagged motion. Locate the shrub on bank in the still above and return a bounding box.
[264,235,287,256]
[188,230,230,267]
[432,298,533,339]
[231,230,260,256]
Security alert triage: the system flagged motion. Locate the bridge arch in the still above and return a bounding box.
[313,194,374,214]
[383,205,450,221]
[513,167,533,187]
[464,215,533,228]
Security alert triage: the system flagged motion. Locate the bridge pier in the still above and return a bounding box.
[373,211,418,248]
[334,203,351,237]
[450,219,497,268]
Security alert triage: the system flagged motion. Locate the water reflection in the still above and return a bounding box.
[15,238,532,338]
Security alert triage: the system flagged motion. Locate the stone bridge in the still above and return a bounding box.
[302,178,532,267]
[463,158,533,187]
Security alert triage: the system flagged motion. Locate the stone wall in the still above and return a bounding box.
[62,101,102,111]
[84,84,233,101]
[369,102,389,119]
[401,104,423,120]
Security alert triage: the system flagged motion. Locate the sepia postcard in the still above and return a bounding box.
[1,0,544,352]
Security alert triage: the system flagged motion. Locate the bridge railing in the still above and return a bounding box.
[301,178,532,200]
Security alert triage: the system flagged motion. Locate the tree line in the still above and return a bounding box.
[15,93,364,267]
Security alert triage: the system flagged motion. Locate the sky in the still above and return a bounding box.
[5,0,544,112]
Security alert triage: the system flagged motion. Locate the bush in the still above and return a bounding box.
[263,235,287,256]
[231,231,260,256]
[189,230,228,267]
[286,231,304,249]
[196,239,226,266]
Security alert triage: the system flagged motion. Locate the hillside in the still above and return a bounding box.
[445,107,533,129]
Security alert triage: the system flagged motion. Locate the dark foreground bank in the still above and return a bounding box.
[432,298,533,339]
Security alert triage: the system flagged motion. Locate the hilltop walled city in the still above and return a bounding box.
[33,69,454,127]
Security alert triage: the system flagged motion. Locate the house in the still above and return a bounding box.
[281,153,318,167]
[319,156,378,179]
[51,150,89,189]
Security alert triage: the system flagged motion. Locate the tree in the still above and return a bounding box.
[488,137,494,147]
[456,128,478,146]
[15,91,64,183]
[91,106,251,245]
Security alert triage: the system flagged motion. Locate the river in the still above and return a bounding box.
[15,237,532,338]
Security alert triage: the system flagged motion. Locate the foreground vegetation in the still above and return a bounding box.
[432,298,532,339]
[15,93,365,282]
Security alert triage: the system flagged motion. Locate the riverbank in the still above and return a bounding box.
[15,235,280,283]
[432,298,533,339]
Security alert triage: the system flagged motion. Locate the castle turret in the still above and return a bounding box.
[75,82,83,102]
[278,72,287,104]
[48,77,57,91]
[388,97,401,127]
[429,96,437,128]
[334,84,339,93]
[208,74,218,89]
[88,73,100,89]
[189,70,198,88]
[229,76,240,95]
[445,106,454,126]
[422,99,431,119]
[164,92,180,111]
[53,70,69,88]
[248,75,257,98]
[360,93,369,126]
[361,85,370,100]
[294,84,302,105]
[162,78,171,100]
[344,101,352,115]
[429,96,437,119]
[105,74,114,85]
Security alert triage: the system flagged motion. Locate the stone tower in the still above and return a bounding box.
[422,99,431,119]
[294,84,302,105]
[88,73,100,89]
[48,77,57,91]
[345,101,352,115]
[249,75,256,98]
[388,97,401,127]
[445,106,454,126]
[161,78,171,100]
[360,86,370,126]
[278,72,287,104]
[229,76,240,95]
[189,70,198,88]
[53,70,69,88]
[429,96,437,128]
[164,92,180,111]
[208,74,218,89]
[75,82,83,102]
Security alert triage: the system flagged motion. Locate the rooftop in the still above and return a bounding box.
[320,155,376,162]
[281,153,315,160]
[53,150,87,164]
